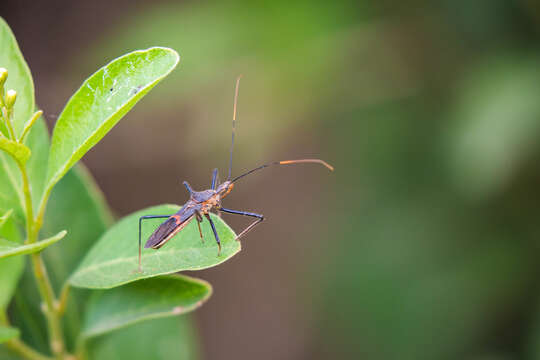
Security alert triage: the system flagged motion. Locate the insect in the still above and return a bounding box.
[138,76,333,271]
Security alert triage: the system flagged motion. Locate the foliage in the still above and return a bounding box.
[0,17,238,360]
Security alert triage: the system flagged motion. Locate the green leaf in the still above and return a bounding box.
[87,316,199,360]
[82,274,211,338]
[0,138,30,165]
[0,326,19,343]
[45,47,179,194]
[0,214,23,309]
[19,110,42,143]
[0,17,47,223]
[0,18,35,137]
[70,205,239,289]
[0,230,66,259]
[0,17,36,221]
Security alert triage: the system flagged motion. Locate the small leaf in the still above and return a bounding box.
[18,110,42,143]
[0,138,30,165]
[0,18,36,223]
[0,230,66,259]
[0,18,35,137]
[87,316,199,360]
[0,326,19,343]
[82,274,211,338]
[45,47,179,194]
[70,205,239,289]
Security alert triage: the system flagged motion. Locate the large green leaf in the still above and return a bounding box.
[0,18,36,222]
[70,205,239,289]
[45,47,179,195]
[0,17,35,136]
[0,326,19,343]
[82,274,211,338]
[87,316,199,360]
[0,20,50,223]
[0,230,66,259]
[0,213,23,309]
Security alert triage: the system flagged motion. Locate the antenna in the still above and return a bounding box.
[228,75,242,181]
[232,159,334,183]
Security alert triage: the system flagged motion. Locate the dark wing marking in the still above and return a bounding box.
[144,204,198,249]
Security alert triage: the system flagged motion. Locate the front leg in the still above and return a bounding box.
[219,207,264,240]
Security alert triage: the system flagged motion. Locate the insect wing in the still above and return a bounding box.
[144,206,196,249]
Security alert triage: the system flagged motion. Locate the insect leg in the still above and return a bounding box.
[219,207,264,240]
[195,211,204,243]
[138,215,171,272]
[211,168,219,190]
[204,213,222,256]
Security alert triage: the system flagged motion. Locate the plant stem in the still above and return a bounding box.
[17,162,34,244]
[30,254,66,359]
[16,161,67,359]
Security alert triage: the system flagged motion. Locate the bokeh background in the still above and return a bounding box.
[4,1,540,359]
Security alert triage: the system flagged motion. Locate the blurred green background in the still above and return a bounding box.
[4,0,540,359]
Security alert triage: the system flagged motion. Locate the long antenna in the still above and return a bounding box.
[228,75,242,181]
[232,159,334,183]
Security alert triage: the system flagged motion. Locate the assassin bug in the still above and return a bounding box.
[138,76,333,271]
